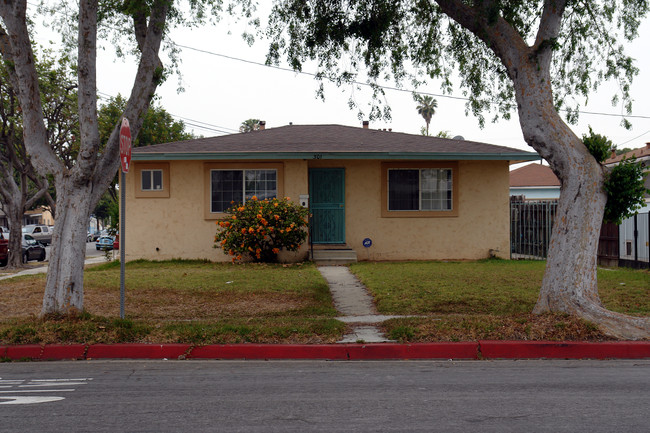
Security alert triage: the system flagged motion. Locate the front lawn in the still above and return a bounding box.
[349,260,649,342]
[1,259,647,345]
[0,260,344,345]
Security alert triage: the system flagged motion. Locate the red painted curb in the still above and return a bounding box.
[346,343,479,360]
[188,344,349,360]
[86,344,191,359]
[41,344,87,360]
[5,344,43,360]
[479,341,650,359]
[1,342,649,361]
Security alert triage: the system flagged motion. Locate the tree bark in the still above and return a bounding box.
[41,180,92,315]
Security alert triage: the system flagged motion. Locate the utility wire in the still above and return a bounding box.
[174,43,650,120]
[97,91,237,135]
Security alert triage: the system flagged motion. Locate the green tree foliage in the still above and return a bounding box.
[239,118,262,133]
[267,1,644,126]
[604,157,650,225]
[98,95,195,149]
[94,95,195,223]
[615,147,634,155]
[583,127,614,163]
[215,196,310,262]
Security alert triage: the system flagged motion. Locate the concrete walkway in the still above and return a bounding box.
[0,256,107,281]
[318,266,405,343]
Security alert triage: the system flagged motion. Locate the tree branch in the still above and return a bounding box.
[435,0,531,79]
[0,1,63,175]
[91,0,169,207]
[75,0,100,179]
[532,0,567,67]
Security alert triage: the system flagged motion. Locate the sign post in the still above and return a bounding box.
[119,118,132,319]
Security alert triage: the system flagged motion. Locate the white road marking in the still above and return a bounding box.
[0,396,65,405]
[0,389,75,393]
[0,377,92,405]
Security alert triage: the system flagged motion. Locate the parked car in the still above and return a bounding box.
[96,236,114,251]
[22,224,52,245]
[87,230,103,242]
[20,234,46,263]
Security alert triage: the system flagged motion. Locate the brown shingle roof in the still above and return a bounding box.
[509,163,560,187]
[605,143,650,164]
[132,124,539,160]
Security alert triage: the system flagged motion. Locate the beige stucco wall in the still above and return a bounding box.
[310,159,510,261]
[124,158,510,262]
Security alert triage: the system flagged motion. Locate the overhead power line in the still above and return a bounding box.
[174,43,650,121]
[96,91,237,135]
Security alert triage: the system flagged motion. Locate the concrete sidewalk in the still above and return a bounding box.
[0,256,107,281]
[318,266,413,343]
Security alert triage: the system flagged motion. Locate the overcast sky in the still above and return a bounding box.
[31,3,650,153]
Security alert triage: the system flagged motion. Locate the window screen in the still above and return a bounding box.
[141,169,163,191]
[211,169,277,212]
[388,168,453,211]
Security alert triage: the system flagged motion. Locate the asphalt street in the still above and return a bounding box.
[1,360,648,432]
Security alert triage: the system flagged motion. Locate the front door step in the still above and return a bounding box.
[310,247,357,265]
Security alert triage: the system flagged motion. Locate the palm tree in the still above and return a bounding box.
[239,118,262,133]
[414,95,438,136]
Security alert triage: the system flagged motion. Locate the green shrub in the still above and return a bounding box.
[214,196,310,262]
[583,126,614,163]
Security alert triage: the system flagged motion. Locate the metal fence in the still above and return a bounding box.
[510,197,558,260]
[511,195,650,268]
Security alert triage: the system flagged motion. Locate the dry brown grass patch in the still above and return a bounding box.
[383,314,614,342]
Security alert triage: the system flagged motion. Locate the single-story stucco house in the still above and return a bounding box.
[124,123,539,263]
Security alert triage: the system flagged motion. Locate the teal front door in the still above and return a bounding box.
[309,168,345,244]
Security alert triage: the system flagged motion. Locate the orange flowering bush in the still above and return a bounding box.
[214,196,310,262]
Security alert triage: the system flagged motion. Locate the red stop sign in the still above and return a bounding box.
[120,117,132,173]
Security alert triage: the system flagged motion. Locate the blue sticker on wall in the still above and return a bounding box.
[362,238,373,248]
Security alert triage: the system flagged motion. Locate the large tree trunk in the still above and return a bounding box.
[511,37,650,340]
[41,179,93,315]
[436,0,650,339]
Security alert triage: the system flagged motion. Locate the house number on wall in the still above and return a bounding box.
[312,153,322,159]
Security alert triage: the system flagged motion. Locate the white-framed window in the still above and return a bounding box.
[141,169,164,191]
[210,169,277,213]
[387,168,453,211]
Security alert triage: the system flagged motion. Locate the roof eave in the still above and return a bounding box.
[132,151,541,162]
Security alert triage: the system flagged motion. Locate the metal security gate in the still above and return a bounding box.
[510,196,558,260]
[309,168,345,244]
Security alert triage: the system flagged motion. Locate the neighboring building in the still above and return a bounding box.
[125,123,539,263]
[23,206,54,226]
[0,206,54,227]
[509,163,560,200]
